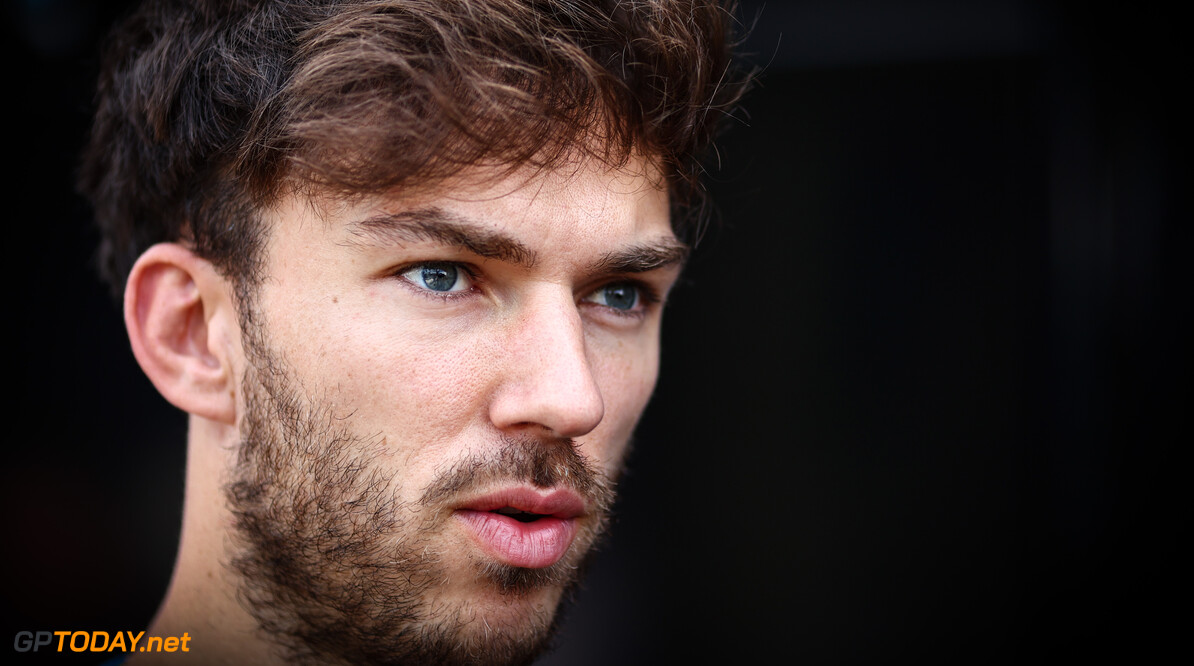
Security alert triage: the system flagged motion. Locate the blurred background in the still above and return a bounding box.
[5,0,1189,663]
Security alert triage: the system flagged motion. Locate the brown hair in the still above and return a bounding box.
[79,0,750,294]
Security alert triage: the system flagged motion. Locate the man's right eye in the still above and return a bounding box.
[399,262,473,293]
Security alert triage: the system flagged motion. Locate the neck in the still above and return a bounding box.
[132,416,278,665]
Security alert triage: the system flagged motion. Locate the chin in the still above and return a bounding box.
[415,589,565,666]
[442,558,572,621]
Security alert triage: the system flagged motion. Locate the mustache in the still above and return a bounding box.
[418,435,614,514]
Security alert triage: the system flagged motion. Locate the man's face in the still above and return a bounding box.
[224,153,681,664]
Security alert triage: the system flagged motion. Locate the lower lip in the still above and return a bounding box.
[454,510,578,568]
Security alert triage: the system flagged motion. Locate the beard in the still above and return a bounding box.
[224,316,616,666]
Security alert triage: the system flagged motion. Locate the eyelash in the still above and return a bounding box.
[587,281,660,319]
[393,261,662,315]
[393,261,480,302]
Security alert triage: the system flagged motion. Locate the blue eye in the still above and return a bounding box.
[587,283,639,311]
[400,263,471,293]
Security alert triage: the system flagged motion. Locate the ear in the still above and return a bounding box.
[124,243,240,424]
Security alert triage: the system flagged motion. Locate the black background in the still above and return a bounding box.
[5,1,1189,663]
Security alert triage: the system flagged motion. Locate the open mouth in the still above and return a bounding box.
[452,488,585,567]
[492,506,550,523]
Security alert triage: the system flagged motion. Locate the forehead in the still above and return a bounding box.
[268,153,674,264]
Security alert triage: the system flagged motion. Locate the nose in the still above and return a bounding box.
[488,290,605,439]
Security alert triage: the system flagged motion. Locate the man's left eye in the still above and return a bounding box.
[584,283,640,311]
[400,262,472,293]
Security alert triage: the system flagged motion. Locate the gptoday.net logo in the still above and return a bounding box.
[13,631,191,654]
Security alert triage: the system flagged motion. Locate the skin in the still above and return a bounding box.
[124,152,682,664]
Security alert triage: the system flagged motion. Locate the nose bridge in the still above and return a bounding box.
[490,286,605,438]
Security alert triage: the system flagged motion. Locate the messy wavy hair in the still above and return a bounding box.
[79,0,750,294]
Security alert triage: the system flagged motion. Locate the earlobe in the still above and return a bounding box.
[125,243,239,424]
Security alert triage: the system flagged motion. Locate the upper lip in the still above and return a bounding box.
[456,487,586,519]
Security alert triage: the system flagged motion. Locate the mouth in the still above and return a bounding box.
[453,488,585,569]
[492,506,557,523]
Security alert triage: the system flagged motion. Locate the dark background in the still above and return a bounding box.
[5,0,1189,663]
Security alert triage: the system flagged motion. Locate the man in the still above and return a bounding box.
[79,0,746,663]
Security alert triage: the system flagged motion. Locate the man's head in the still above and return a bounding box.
[80,1,745,663]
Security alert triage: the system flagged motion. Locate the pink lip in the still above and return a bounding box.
[453,488,585,568]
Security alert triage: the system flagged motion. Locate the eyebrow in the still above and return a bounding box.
[587,238,689,275]
[347,206,688,275]
[348,207,537,267]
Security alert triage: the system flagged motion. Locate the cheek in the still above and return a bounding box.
[273,301,501,464]
[266,289,661,478]
[341,325,501,453]
[587,331,661,468]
